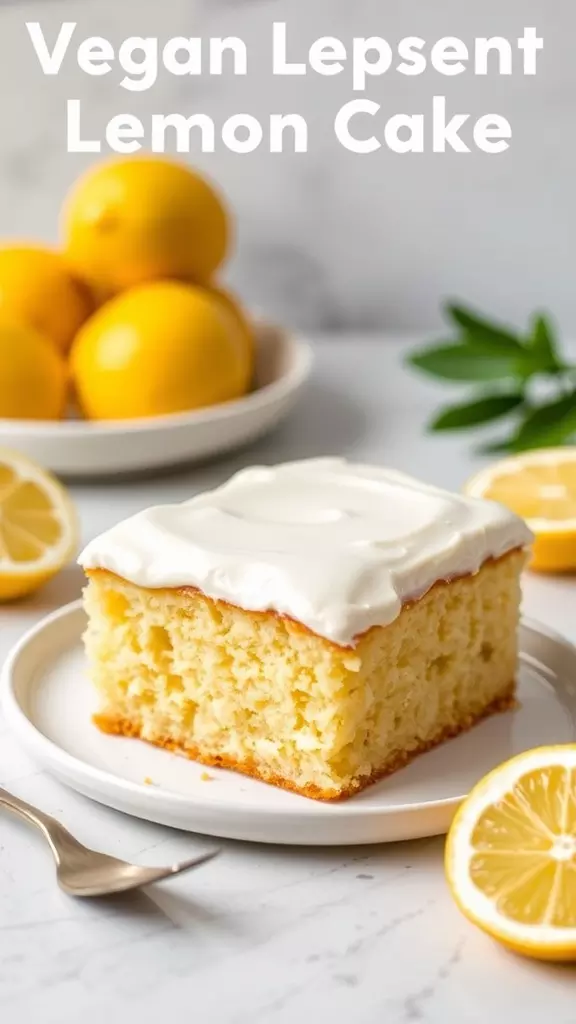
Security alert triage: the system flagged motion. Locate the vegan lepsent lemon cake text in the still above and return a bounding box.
[79,458,532,800]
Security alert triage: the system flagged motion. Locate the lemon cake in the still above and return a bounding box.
[78,459,532,801]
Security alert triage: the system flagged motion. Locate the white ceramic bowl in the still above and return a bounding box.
[0,323,312,478]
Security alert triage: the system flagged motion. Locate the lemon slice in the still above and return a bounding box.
[445,745,576,961]
[0,449,78,601]
[465,448,576,572]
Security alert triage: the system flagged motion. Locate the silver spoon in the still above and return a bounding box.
[0,786,219,896]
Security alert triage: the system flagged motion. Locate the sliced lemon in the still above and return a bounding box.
[465,448,576,572]
[0,449,78,601]
[445,745,576,961]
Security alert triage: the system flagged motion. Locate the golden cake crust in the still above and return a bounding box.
[94,684,516,802]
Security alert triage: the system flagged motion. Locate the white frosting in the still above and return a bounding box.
[79,458,532,646]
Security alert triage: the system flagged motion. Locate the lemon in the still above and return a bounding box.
[206,284,255,383]
[0,320,67,420]
[70,281,249,421]
[0,448,78,601]
[466,448,576,572]
[445,745,576,961]
[0,245,92,355]
[62,157,229,298]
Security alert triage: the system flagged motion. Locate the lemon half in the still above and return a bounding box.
[0,449,78,601]
[466,448,576,572]
[446,745,576,961]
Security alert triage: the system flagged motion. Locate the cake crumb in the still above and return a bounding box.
[143,776,154,785]
[201,771,215,782]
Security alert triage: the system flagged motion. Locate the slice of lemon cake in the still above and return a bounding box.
[79,459,532,801]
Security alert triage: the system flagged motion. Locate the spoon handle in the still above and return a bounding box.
[0,786,82,864]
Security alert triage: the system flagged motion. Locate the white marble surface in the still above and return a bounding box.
[0,336,575,1022]
[0,0,574,331]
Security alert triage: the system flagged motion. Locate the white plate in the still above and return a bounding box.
[2,602,576,846]
[0,324,312,478]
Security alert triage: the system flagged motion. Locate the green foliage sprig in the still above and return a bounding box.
[407,304,576,452]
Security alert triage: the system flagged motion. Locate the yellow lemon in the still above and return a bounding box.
[0,320,67,420]
[0,448,78,601]
[206,284,255,384]
[465,448,576,572]
[445,745,576,961]
[70,281,248,421]
[62,157,229,298]
[0,245,92,355]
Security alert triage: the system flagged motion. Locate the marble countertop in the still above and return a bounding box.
[0,336,574,1023]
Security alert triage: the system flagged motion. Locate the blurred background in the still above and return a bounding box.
[0,0,571,333]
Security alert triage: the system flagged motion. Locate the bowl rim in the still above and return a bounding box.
[0,326,313,438]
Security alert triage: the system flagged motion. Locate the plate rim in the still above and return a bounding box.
[0,329,313,438]
[2,600,575,833]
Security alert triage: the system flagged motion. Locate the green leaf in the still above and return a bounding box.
[408,345,524,382]
[429,393,524,432]
[528,314,562,372]
[408,301,574,452]
[510,392,576,451]
[444,303,523,352]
